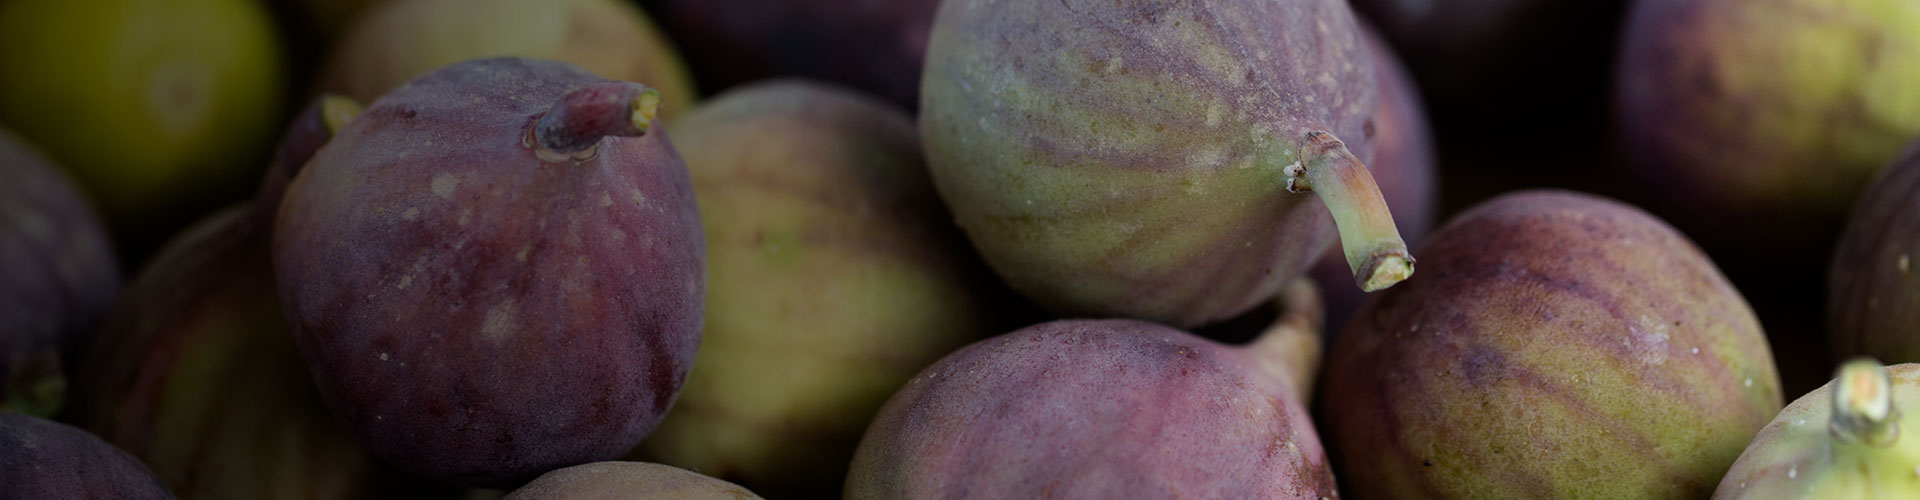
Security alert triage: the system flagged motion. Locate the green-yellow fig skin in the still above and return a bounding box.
[1322,190,1783,499]
[631,81,992,497]
[0,128,119,418]
[1830,142,1920,364]
[319,0,696,121]
[506,462,761,500]
[0,0,286,257]
[1713,362,1920,499]
[920,0,1390,328]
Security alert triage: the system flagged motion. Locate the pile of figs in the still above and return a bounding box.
[2,0,1918,497]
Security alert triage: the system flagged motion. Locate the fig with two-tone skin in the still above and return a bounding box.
[1830,141,1920,364]
[631,80,995,497]
[1322,190,1784,499]
[506,462,762,500]
[0,128,119,417]
[1714,358,1920,499]
[1,411,173,500]
[920,0,1412,328]
[274,58,705,487]
[643,0,940,110]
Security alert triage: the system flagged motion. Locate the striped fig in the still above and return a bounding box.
[1714,358,1920,499]
[920,0,1411,328]
[1322,190,1783,499]
[1830,141,1920,364]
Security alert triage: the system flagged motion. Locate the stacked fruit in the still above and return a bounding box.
[2,0,1917,498]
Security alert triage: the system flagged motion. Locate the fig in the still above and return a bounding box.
[1713,358,1920,499]
[1310,23,1439,337]
[0,411,174,500]
[0,128,119,417]
[274,58,705,487]
[1830,141,1920,364]
[645,0,939,110]
[506,462,761,500]
[1322,190,1784,499]
[920,0,1411,328]
[0,0,286,258]
[845,288,1335,499]
[630,81,993,497]
[319,0,695,121]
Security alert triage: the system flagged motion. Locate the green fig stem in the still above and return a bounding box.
[530,81,662,162]
[1245,279,1325,400]
[1285,130,1414,292]
[1831,357,1900,448]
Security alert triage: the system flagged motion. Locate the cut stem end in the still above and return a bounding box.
[530,81,662,162]
[1288,130,1415,292]
[1831,357,1899,448]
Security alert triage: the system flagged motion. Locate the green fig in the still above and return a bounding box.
[506,462,762,500]
[920,0,1410,328]
[1714,358,1920,498]
[1830,141,1920,363]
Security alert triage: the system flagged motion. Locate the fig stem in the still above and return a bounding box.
[1244,279,1325,400]
[530,81,662,162]
[1286,130,1414,291]
[1831,357,1899,448]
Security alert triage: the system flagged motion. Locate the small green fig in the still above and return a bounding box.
[1714,358,1920,499]
[506,462,762,500]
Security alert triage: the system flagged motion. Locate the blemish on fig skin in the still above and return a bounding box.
[402,207,420,221]
[482,300,517,344]
[433,173,460,199]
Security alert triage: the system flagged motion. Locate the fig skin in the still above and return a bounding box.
[1830,142,1920,364]
[505,462,762,500]
[1322,190,1783,499]
[630,81,993,497]
[1713,359,1920,499]
[645,0,939,110]
[0,411,174,500]
[920,0,1411,328]
[274,58,705,488]
[845,317,1336,499]
[0,128,119,417]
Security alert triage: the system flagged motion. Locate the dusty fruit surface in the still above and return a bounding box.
[0,411,175,499]
[845,318,1336,499]
[0,128,119,418]
[920,0,1411,328]
[646,0,939,110]
[1322,190,1783,499]
[1830,141,1920,364]
[1714,359,1920,499]
[506,462,761,500]
[631,80,992,498]
[274,57,705,487]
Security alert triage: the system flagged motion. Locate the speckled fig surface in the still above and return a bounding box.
[631,80,992,498]
[1714,359,1920,499]
[0,127,118,417]
[506,462,762,500]
[921,0,1411,328]
[1322,190,1783,499]
[845,318,1335,499]
[647,0,939,109]
[274,58,705,487]
[0,411,174,500]
[1830,141,1920,364]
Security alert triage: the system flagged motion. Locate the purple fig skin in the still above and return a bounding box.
[845,319,1337,499]
[648,0,938,110]
[0,411,174,500]
[506,462,762,500]
[1830,141,1920,364]
[921,0,1410,329]
[273,58,705,488]
[1322,190,1783,499]
[0,128,118,417]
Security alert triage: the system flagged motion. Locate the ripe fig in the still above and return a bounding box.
[921,0,1411,328]
[845,291,1335,499]
[0,411,174,500]
[645,0,939,110]
[630,81,994,497]
[1831,141,1920,364]
[1322,190,1784,499]
[506,462,762,500]
[319,0,695,121]
[274,58,705,487]
[1713,358,1920,499]
[0,128,118,417]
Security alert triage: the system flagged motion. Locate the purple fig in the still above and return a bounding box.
[1713,358,1920,499]
[0,127,118,417]
[274,58,705,487]
[0,411,173,500]
[1322,190,1783,498]
[646,0,938,110]
[1831,141,1920,363]
[506,462,762,500]
[920,0,1410,328]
